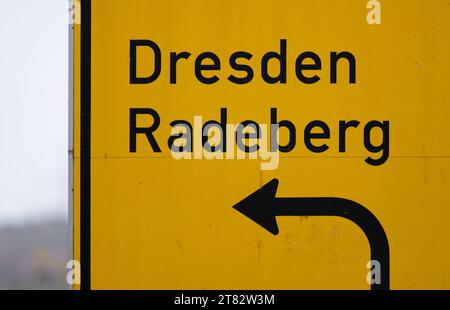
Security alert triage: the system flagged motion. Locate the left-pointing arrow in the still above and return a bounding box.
[232,178,390,290]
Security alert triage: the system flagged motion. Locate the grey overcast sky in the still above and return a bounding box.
[0,1,68,225]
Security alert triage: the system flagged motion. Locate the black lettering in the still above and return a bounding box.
[168,120,192,152]
[228,51,254,84]
[236,120,260,153]
[270,108,296,152]
[261,39,287,84]
[364,121,389,166]
[129,108,161,152]
[170,51,191,84]
[339,120,360,152]
[195,52,220,84]
[330,51,356,84]
[202,108,227,152]
[130,40,161,84]
[304,120,330,153]
[295,51,321,84]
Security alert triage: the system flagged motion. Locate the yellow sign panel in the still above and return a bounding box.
[72,0,450,290]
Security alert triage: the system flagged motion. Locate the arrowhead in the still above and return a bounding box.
[233,178,280,235]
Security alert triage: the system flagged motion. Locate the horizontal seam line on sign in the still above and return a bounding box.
[72,155,450,159]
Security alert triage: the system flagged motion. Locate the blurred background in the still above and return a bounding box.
[0,1,69,289]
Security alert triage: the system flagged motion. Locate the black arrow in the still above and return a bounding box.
[233,178,390,290]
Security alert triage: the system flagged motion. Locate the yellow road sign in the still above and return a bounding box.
[71,0,450,289]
